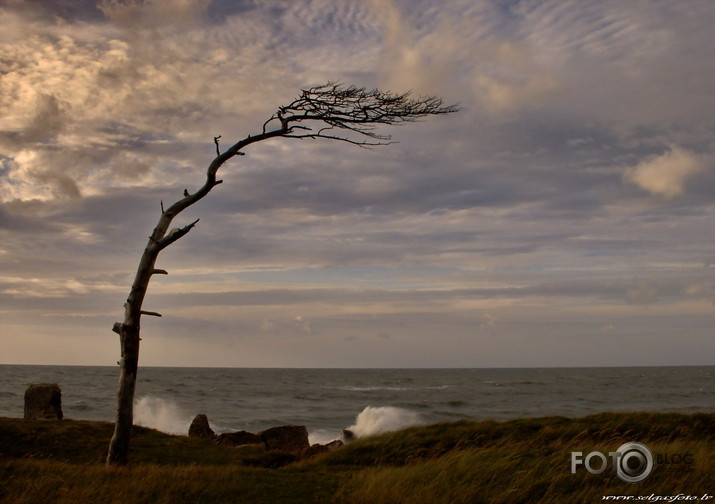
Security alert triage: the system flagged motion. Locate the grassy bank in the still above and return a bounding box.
[1,412,712,503]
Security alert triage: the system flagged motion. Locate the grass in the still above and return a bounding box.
[0,412,712,503]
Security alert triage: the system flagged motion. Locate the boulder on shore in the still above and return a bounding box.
[301,443,329,458]
[188,414,215,439]
[24,383,63,420]
[216,430,263,447]
[259,425,310,452]
[301,439,344,459]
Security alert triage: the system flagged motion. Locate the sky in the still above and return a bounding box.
[0,0,713,368]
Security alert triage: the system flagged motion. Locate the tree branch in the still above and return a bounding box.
[156,218,200,250]
[260,82,459,146]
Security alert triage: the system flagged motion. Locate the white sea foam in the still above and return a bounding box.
[134,396,192,435]
[309,428,343,445]
[346,406,423,438]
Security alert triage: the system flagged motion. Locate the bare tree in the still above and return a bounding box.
[106,82,458,466]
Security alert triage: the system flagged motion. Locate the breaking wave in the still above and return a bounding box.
[134,396,192,435]
[346,406,423,438]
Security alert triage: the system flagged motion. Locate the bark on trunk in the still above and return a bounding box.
[106,233,162,465]
[107,325,139,465]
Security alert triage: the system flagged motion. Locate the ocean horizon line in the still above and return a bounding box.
[1,363,712,370]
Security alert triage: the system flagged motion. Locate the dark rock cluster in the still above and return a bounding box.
[188,413,344,459]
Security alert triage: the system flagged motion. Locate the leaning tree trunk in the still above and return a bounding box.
[106,132,286,466]
[106,207,193,465]
[106,229,170,465]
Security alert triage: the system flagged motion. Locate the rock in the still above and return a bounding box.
[216,430,263,446]
[24,383,63,420]
[301,443,330,458]
[300,439,344,459]
[342,429,356,442]
[188,414,215,439]
[259,425,310,452]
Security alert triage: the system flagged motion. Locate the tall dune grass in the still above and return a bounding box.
[1,412,712,504]
[331,439,712,504]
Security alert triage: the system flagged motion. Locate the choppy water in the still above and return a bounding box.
[1,366,712,444]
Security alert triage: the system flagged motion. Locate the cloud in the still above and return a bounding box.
[683,279,714,302]
[19,93,67,144]
[0,2,307,203]
[367,0,467,95]
[1,0,714,367]
[1,151,82,201]
[624,146,705,199]
[367,0,431,92]
[474,72,559,114]
[472,42,561,114]
[626,278,658,305]
[293,315,312,334]
[98,0,212,29]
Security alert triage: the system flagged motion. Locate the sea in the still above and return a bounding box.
[1,366,712,444]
